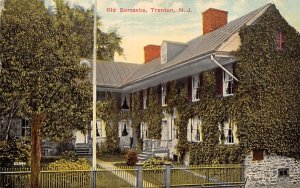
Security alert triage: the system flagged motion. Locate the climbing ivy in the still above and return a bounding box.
[96,5,300,163]
[96,94,120,154]
[144,88,163,139]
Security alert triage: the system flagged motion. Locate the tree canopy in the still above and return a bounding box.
[54,0,123,61]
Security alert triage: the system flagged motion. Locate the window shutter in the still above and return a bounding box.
[117,95,122,111]
[187,76,192,101]
[147,88,150,108]
[166,82,171,104]
[215,68,223,97]
[232,63,238,93]
[130,94,132,109]
[139,90,143,110]
[199,73,203,98]
[157,84,162,106]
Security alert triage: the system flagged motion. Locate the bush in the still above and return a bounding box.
[125,149,138,166]
[0,137,31,167]
[46,158,90,187]
[61,151,78,161]
[143,157,164,169]
[47,158,90,170]
[56,140,74,155]
[97,142,121,157]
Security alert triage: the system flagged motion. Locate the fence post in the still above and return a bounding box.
[151,139,154,156]
[164,163,171,188]
[136,163,143,188]
[91,169,96,188]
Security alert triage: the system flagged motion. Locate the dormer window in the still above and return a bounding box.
[121,94,130,110]
[162,84,167,106]
[192,75,200,101]
[223,65,234,96]
[276,31,285,50]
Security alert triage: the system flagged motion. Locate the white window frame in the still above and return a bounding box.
[143,89,147,109]
[162,84,167,106]
[223,65,234,96]
[22,119,30,137]
[223,119,237,145]
[192,75,200,101]
[96,120,106,138]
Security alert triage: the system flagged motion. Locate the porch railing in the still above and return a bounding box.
[142,139,171,152]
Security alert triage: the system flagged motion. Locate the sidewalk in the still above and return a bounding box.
[96,159,156,187]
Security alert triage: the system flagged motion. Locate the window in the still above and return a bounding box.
[22,119,30,137]
[121,94,130,110]
[188,118,201,142]
[276,31,285,50]
[223,65,234,96]
[143,89,147,109]
[227,129,234,143]
[162,84,167,106]
[96,120,106,138]
[223,118,238,144]
[192,75,200,101]
[121,123,128,136]
[252,150,264,161]
[278,168,289,177]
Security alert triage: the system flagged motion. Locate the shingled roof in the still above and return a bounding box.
[96,3,273,88]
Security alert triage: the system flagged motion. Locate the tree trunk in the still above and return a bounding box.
[31,114,42,188]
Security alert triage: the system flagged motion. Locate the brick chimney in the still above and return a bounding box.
[202,8,228,35]
[144,45,160,64]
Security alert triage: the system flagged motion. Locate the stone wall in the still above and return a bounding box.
[244,152,300,188]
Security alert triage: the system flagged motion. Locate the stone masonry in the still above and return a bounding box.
[244,152,300,188]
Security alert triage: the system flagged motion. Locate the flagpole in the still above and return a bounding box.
[92,0,97,179]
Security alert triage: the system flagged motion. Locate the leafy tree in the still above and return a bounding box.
[0,0,92,187]
[54,0,123,60]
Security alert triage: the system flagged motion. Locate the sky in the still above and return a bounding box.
[44,0,300,64]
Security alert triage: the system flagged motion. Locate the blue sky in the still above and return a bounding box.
[44,0,300,64]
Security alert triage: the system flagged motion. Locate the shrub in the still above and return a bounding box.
[143,157,164,169]
[125,149,138,166]
[56,140,74,155]
[47,158,90,170]
[45,158,91,187]
[0,137,31,167]
[61,151,78,161]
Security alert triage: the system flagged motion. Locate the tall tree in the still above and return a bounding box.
[54,0,123,61]
[0,0,92,187]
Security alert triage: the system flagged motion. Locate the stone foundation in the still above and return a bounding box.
[244,152,300,188]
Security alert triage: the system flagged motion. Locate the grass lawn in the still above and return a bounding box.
[98,154,126,162]
[96,170,133,187]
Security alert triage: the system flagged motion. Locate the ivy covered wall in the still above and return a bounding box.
[96,5,299,163]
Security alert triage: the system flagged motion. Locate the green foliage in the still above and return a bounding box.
[0,137,31,167]
[189,143,244,165]
[47,158,90,170]
[96,94,120,154]
[61,151,78,161]
[144,88,163,139]
[125,149,138,166]
[234,5,300,157]
[143,157,164,169]
[56,140,74,155]
[54,0,123,60]
[0,0,92,140]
